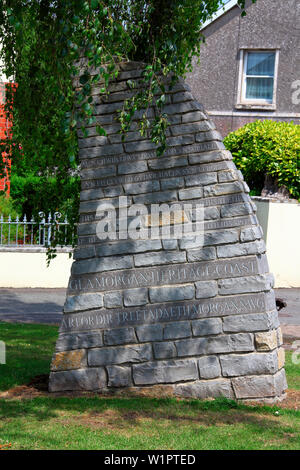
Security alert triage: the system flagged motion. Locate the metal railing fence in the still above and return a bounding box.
[0,212,75,247]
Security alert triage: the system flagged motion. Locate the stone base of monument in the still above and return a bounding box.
[48,61,287,403]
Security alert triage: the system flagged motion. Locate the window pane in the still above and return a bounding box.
[246,77,274,100]
[247,52,275,76]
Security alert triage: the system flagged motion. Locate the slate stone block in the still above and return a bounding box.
[195,281,218,299]
[204,182,244,197]
[185,173,218,187]
[218,274,274,295]
[240,226,263,242]
[153,342,177,359]
[88,344,153,366]
[198,356,221,379]
[72,256,134,275]
[124,181,160,194]
[223,312,279,333]
[176,333,254,357]
[148,156,188,170]
[220,351,278,377]
[149,285,194,303]
[164,321,192,339]
[118,161,148,174]
[189,150,231,165]
[64,294,103,313]
[232,369,287,399]
[49,368,107,392]
[107,366,132,387]
[187,246,216,262]
[133,359,198,385]
[56,332,103,352]
[104,327,137,346]
[195,130,222,143]
[220,203,252,218]
[178,187,203,200]
[192,318,222,337]
[134,251,186,267]
[133,190,178,205]
[96,240,162,257]
[217,240,266,258]
[135,324,164,342]
[124,288,148,306]
[175,379,234,399]
[181,111,206,123]
[160,177,185,190]
[104,291,123,309]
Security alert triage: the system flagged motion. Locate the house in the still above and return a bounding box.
[187,0,300,137]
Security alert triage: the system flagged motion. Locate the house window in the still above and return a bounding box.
[237,50,279,108]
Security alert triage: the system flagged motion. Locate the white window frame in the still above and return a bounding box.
[236,49,279,110]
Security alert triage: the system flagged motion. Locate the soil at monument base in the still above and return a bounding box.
[0,374,299,411]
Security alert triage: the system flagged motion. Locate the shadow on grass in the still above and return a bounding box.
[0,395,299,450]
[0,394,298,424]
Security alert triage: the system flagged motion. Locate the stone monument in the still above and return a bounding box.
[49,62,287,402]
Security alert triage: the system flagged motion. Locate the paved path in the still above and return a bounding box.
[276,288,300,340]
[0,288,66,325]
[0,287,299,338]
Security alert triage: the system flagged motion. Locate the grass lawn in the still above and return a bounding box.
[0,321,299,450]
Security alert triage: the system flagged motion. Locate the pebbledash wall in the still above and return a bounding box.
[47,61,287,402]
[187,0,300,138]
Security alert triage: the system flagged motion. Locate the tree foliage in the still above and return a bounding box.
[0,0,256,250]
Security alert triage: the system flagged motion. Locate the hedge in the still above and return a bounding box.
[224,120,300,200]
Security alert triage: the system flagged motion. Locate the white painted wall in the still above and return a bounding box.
[0,250,73,288]
[255,199,300,288]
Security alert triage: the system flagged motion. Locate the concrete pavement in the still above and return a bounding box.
[0,287,299,339]
[0,288,66,325]
[275,288,300,340]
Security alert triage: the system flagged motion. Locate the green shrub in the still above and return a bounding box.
[224,120,300,199]
[0,194,19,219]
[10,173,80,222]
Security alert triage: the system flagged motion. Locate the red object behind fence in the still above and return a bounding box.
[0,82,16,197]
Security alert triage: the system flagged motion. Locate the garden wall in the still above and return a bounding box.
[254,198,300,288]
[0,247,73,288]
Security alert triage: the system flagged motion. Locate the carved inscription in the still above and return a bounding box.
[60,293,266,332]
[81,162,231,189]
[78,194,247,218]
[68,256,260,294]
[78,214,254,232]
[80,141,222,164]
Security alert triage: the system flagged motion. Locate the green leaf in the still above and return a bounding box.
[96,126,107,136]
[91,0,99,9]
[79,74,89,85]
